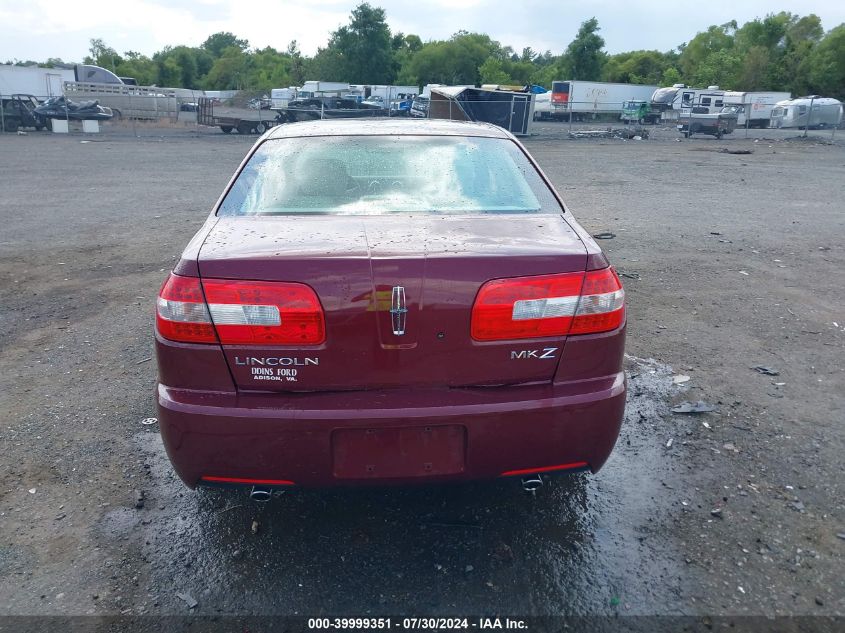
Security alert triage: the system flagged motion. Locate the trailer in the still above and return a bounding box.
[299,81,350,98]
[63,81,186,120]
[677,107,738,138]
[722,91,791,128]
[651,85,726,122]
[197,97,282,134]
[429,86,535,136]
[270,87,297,109]
[770,96,843,129]
[0,64,73,99]
[549,80,658,121]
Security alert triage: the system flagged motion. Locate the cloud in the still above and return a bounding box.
[1,0,844,63]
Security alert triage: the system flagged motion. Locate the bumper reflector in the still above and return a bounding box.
[500,461,589,477]
[200,476,295,486]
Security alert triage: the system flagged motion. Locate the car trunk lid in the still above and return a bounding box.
[197,215,587,391]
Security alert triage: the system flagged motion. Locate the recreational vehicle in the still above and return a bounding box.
[650,85,725,121]
[770,97,843,129]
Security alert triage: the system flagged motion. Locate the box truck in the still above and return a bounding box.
[721,91,791,128]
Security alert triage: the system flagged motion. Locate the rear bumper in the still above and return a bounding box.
[157,373,626,488]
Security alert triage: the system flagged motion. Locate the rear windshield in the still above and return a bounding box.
[218,135,561,216]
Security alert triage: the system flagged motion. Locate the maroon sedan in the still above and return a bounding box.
[155,119,625,494]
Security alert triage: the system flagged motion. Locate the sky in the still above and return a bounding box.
[1,0,844,63]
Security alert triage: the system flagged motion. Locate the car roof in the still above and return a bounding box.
[265,118,512,140]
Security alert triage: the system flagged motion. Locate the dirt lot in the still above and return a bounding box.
[0,123,843,629]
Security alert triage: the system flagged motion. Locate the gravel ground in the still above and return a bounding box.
[0,123,843,628]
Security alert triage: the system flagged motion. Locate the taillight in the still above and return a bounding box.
[202,279,325,345]
[156,274,217,343]
[569,268,625,335]
[471,268,624,341]
[156,274,325,345]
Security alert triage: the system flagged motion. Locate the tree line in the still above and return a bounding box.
[9,4,845,99]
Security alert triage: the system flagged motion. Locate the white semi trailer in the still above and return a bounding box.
[549,80,658,120]
[0,64,74,98]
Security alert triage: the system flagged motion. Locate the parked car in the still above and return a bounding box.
[155,119,626,494]
[410,95,430,118]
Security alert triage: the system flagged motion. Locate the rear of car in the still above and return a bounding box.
[155,120,625,489]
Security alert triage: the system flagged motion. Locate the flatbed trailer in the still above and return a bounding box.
[197,97,282,134]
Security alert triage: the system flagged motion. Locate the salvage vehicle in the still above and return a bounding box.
[282,97,387,122]
[409,95,430,118]
[620,100,659,124]
[155,119,626,495]
[677,107,737,138]
[0,94,48,132]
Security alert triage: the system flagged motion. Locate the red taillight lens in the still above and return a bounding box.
[471,272,584,340]
[156,274,217,343]
[157,274,325,345]
[202,279,325,345]
[471,268,624,341]
[569,268,625,334]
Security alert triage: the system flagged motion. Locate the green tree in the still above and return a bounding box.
[205,46,250,90]
[202,32,249,58]
[563,18,606,80]
[809,24,845,99]
[245,46,293,90]
[478,57,510,84]
[84,38,122,72]
[679,22,736,79]
[692,49,742,87]
[602,50,675,84]
[324,3,395,84]
[153,46,200,88]
[116,51,157,85]
[286,41,306,85]
[736,46,771,90]
[392,33,423,83]
[768,14,824,94]
[407,32,502,86]
[662,67,683,85]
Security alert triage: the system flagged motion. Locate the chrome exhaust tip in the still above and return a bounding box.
[249,486,272,502]
[521,475,544,494]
